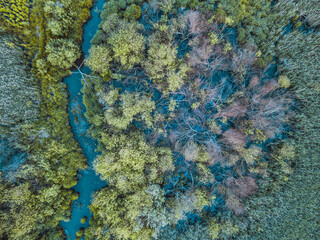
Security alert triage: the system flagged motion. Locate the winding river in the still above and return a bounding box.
[59,0,107,239]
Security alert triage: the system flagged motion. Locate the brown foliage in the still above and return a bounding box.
[205,139,223,165]
[216,100,248,119]
[188,37,227,75]
[222,128,246,149]
[249,94,291,138]
[231,49,257,73]
[187,18,226,77]
[249,75,260,88]
[226,194,245,216]
[184,11,208,35]
[258,80,279,96]
[224,176,257,215]
[188,37,213,67]
[225,176,257,199]
[182,141,199,162]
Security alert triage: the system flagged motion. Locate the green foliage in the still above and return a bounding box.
[88,187,151,239]
[0,0,93,239]
[208,218,239,240]
[159,221,212,240]
[0,172,80,239]
[90,184,170,239]
[0,0,30,33]
[124,4,141,21]
[95,132,174,193]
[90,30,106,45]
[159,0,216,13]
[144,42,188,92]
[80,216,87,224]
[214,0,249,26]
[100,2,118,20]
[86,45,112,79]
[46,38,80,69]
[278,75,291,88]
[212,0,294,67]
[92,11,189,93]
[76,228,84,237]
[86,130,174,239]
[43,0,91,37]
[108,23,145,69]
[103,92,155,129]
[167,188,214,225]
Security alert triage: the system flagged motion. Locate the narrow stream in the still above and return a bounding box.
[59,0,106,239]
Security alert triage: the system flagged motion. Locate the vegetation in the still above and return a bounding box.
[0,0,93,239]
[1,0,319,239]
[81,2,299,239]
[0,34,39,126]
[235,30,320,240]
[0,0,30,33]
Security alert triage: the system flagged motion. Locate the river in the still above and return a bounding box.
[59,0,107,239]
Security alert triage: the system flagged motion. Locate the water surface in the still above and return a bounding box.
[60,0,107,239]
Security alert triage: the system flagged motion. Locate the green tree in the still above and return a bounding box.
[103,92,155,130]
[94,132,174,193]
[144,42,188,92]
[124,4,142,21]
[108,23,145,69]
[86,45,112,79]
[46,38,80,69]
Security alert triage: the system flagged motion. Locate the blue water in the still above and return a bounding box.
[59,0,107,239]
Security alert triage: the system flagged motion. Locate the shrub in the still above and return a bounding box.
[0,0,30,33]
[278,75,291,88]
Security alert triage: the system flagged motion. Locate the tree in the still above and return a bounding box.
[94,132,174,193]
[124,4,142,21]
[108,23,145,69]
[43,0,92,37]
[46,38,80,69]
[144,42,188,92]
[103,92,155,130]
[86,45,112,79]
